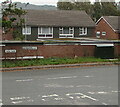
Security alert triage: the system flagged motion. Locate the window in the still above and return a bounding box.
[59,27,74,38]
[79,27,87,35]
[102,32,106,36]
[96,31,100,38]
[38,27,53,38]
[96,31,100,36]
[22,26,31,35]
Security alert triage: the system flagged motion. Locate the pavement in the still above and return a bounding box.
[1,61,120,72]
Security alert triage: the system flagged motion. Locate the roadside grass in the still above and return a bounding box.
[2,57,119,68]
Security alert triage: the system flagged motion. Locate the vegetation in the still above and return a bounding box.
[2,0,26,40]
[57,0,120,21]
[2,57,119,68]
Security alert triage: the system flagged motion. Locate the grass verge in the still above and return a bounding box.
[2,57,119,68]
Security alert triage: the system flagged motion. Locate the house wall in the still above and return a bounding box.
[74,27,95,37]
[95,18,119,40]
[27,27,38,41]
[22,26,95,41]
[53,27,59,38]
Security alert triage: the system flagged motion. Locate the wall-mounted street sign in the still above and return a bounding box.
[5,49,17,53]
[22,46,37,50]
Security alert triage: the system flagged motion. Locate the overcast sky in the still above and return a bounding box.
[0,0,120,6]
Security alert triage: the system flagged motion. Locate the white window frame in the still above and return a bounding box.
[38,27,53,38]
[102,31,106,36]
[79,27,87,35]
[22,26,31,35]
[59,27,74,38]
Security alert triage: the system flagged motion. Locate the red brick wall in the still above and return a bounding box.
[95,18,119,40]
[2,45,95,59]
[2,44,119,59]
[38,45,95,58]
[2,45,40,58]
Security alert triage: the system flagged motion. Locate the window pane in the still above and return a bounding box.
[38,27,41,34]
[69,29,73,34]
[79,27,87,35]
[59,30,63,34]
[22,27,31,35]
[102,32,106,36]
[63,27,69,34]
[42,27,49,34]
[49,28,53,33]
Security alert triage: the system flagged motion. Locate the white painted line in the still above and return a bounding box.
[88,91,109,95]
[0,103,3,105]
[11,101,23,104]
[54,98,64,101]
[69,96,74,99]
[66,93,98,101]
[102,102,108,105]
[76,85,91,88]
[111,91,118,93]
[10,97,30,100]
[47,76,77,80]
[16,79,33,82]
[42,94,59,98]
[41,99,46,101]
[84,76,94,78]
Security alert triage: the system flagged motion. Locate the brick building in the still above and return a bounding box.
[95,16,120,40]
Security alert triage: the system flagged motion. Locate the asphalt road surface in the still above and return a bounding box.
[1,65,118,105]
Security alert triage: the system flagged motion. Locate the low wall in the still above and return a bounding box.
[2,44,95,59]
[1,42,120,59]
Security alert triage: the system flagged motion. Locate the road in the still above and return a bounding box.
[1,65,118,105]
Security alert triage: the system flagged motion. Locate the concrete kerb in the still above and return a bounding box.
[1,62,120,72]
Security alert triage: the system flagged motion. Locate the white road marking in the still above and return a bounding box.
[98,92,108,94]
[88,91,110,95]
[111,91,118,93]
[16,79,33,82]
[0,99,3,105]
[69,96,74,99]
[54,98,64,100]
[84,76,94,78]
[42,94,59,98]
[47,76,77,80]
[66,93,98,101]
[44,84,74,88]
[11,101,23,104]
[76,85,91,88]
[10,97,30,100]
[41,99,47,101]
[102,102,108,105]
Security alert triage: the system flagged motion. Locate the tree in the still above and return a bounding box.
[57,0,120,22]
[93,1,102,21]
[57,0,93,18]
[2,0,26,40]
[57,1,74,10]
[101,1,120,16]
